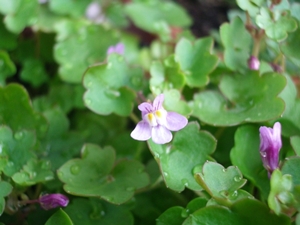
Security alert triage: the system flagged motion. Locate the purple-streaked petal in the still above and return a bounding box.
[151,125,172,144]
[115,43,125,55]
[153,94,164,111]
[259,122,282,174]
[138,102,153,113]
[39,194,69,210]
[165,112,188,131]
[131,121,151,141]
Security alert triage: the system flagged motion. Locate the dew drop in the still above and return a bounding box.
[126,187,135,191]
[154,152,160,159]
[104,89,121,98]
[181,179,189,187]
[260,151,267,158]
[14,131,23,140]
[70,165,80,175]
[233,176,242,182]
[57,171,64,178]
[231,190,238,199]
[45,176,54,181]
[85,98,92,105]
[222,168,226,172]
[163,172,168,177]
[181,208,190,218]
[7,161,14,167]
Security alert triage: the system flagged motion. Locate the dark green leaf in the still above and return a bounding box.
[45,209,73,225]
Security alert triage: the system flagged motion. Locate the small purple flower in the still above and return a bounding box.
[131,94,188,144]
[107,43,125,55]
[39,194,69,210]
[248,56,260,70]
[259,122,282,176]
[85,2,105,24]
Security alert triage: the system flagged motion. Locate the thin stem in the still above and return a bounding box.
[130,112,140,124]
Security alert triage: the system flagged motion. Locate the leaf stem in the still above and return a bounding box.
[130,113,140,124]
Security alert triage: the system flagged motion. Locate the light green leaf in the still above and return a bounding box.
[45,209,73,225]
[58,144,149,204]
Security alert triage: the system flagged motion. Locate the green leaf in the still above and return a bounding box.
[0,0,39,33]
[12,159,54,186]
[20,59,49,87]
[49,0,90,18]
[45,209,73,225]
[0,180,13,216]
[150,56,185,94]
[157,197,207,225]
[281,157,300,185]
[148,122,216,192]
[277,74,300,137]
[0,126,36,177]
[268,169,294,215]
[163,89,192,116]
[0,84,48,136]
[65,198,133,225]
[291,136,300,156]
[54,21,118,83]
[191,71,286,126]
[236,0,265,16]
[230,125,270,199]
[195,161,247,202]
[0,50,16,85]
[175,37,219,87]
[184,198,290,225]
[125,1,191,38]
[58,144,149,204]
[220,17,252,71]
[256,7,297,41]
[281,27,300,60]
[83,54,142,116]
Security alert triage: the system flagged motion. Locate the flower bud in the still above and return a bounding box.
[248,56,260,70]
[39,194,69,210]
[259,122,282,176]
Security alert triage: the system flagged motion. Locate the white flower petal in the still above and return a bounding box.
[131,121,151,141]
[151,125,172,144]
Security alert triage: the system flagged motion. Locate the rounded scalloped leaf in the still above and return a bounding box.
[0,84,48,136]
[57,144,150,204]
[0,180,13,216]
[220,17,252,71]
[49,0,90,17]
[12,159,54,186]
[236,0,265,16]
[191,71,286,126]
[175,37,219,87]
[230,125,270,199]
[83,54,143,116]
[45,209,73,225]
[150,56,185,95]
[184,198,290,225]
[0,0,39,33]
[256,7,297,41]
[0,126,36,177]
[54,22,118,83]
[195,161,246,200]
[65,198,133,225]
[20,59,48,87]
[147,122,216,192]
[125,1,191,34]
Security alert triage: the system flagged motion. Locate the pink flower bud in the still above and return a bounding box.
[248,56,260,70]
[39,194,69,210]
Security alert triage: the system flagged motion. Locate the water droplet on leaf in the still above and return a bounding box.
[233,176,242,182]
[70,165,80,175]
[85,98,92,105]
[163,172,168,177]
[181,208,190,218]
[181,179,189,187]
[126,187,135,191]
[219,190,229,198]
[104,89,121,98]
[14,131,23,140]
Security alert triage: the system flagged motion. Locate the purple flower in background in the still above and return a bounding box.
[131,94,188,144]
[107,43,125,55]
[259,122,282,176]
[248,56,260,70]
[39,194,69,210]
[85,2,105,23]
